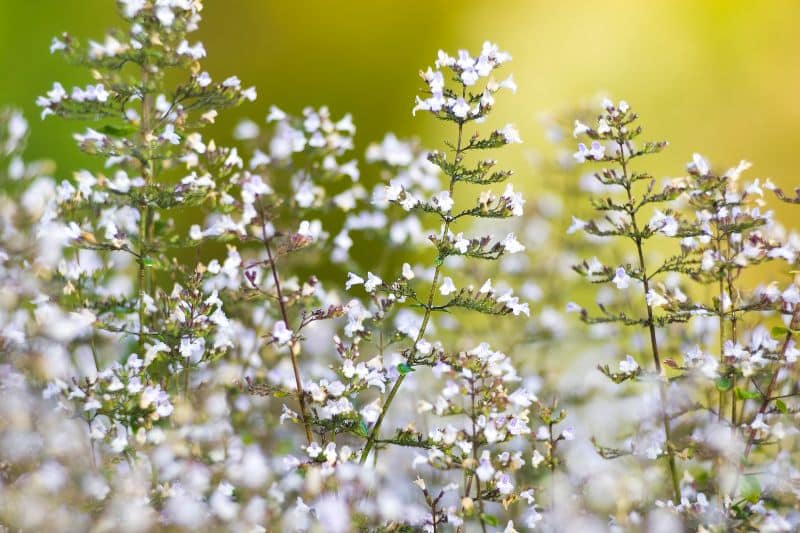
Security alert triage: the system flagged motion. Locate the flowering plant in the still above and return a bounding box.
[1,2,799,532]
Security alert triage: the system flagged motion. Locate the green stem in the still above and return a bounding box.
[137,70,153,358]
[620,142,681,502]
[360,116,465,464]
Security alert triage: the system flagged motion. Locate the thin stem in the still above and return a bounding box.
[731,305,800,497]
[360,115,465,464]
[137,70,152,358]
[85,416,97,470]
[724,237,740,428]
[620,141,681,502]
[548,417,557,512]
[258,203,312,445]
[718,266,726,423]
[469,378,487,533]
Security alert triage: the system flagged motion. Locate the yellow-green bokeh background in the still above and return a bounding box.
[2,0,799,222]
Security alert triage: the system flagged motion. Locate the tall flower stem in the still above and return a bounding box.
[137,70,153,359]
[620,143,681,502]
[359,118,465,464]
[258,203,312,445]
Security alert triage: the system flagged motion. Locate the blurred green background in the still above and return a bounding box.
[2,0,799,221]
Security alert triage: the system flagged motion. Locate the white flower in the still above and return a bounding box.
[439,277,457,296]
[648,209,679,237]
[344,272,364,291]
[574,141,605,163]
[496,473,514,495]
[691,153,710,176]
[498,74,517,93]
[267,105,287,122]
[450,98,470,119]
[197,71,212,87]
[402,263,415,280]
[619,355,639,373]
[498,124,522,144]
[645,290,668,308]
[431,190,454,213]
[160,123,180,145]
[475,451,494,481]
[177,40,206,60]
[364,272,383,293]
[479,279,494,294]
[306,441,322,458]
[415,339,433,355]
[453,233,469,253]
[501,184,525,216]
[155,5,175,26]
[50,37,67,54]
[222,76,241,88]
[502,233,525,253]
[179,336,205,362]
[612,267,630,289]
[272,321,293,345]
[751,413,769,432]
[573,120,590,137]
[360,400,381,424]
[567,216,587,234]
[531,450,545,468]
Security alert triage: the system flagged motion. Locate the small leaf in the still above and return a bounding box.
[776,399,788,414]
[771,326,789,338]
[100,123,137,137]
[398,363,413,375]
[741,476,761,503]
[480,514,499,527]
[734,387,761,401]
[142,256,156,268]
[715,377,732,392]
[354,419,369,437]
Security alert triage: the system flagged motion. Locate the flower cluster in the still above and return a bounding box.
[570,98,800,529]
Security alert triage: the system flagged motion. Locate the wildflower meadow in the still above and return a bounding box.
[1,2,799,532]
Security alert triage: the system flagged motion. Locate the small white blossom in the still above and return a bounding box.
[272,321,293,345]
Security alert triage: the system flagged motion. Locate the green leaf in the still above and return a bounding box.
[771,326,789,338]
[142,256,156,268]
[480,514,499,527]
[100,123,138,137]
[734,387,761,401]
[354,419,369,437]
[741,476,761,503]
[776,399,788,414]
[715,377,733,392]
[398,363,413,375]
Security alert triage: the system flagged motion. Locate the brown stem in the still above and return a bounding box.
[729,305,799,499]
[744,307,799,459]
[258,203,312,445]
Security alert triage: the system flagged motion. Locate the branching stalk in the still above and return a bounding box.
[620,143,681,502]
[359,117,465,464]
